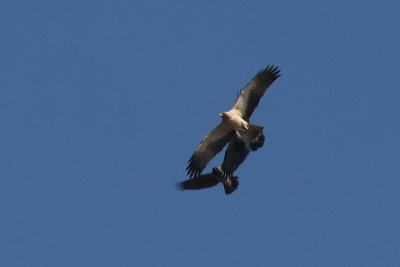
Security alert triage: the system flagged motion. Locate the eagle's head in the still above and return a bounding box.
[219,112,229,122]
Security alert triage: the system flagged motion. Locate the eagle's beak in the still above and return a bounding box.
[219,113,223,117]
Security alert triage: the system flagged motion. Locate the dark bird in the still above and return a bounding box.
[186,65,280,179]
[177,129,265,194]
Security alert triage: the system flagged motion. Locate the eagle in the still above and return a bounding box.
[177,129,265,194]
[186,65,281,179]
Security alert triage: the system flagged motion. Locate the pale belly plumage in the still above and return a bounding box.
[220,109,249,132]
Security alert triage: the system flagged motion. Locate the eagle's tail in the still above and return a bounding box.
[248,123,263,134]
[240,123,264,145]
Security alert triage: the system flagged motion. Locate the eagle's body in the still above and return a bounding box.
[220,110,250,133]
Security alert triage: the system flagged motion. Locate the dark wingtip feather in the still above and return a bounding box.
[176,182,185,191]
[257,65,281,82]
[186,155,205,179]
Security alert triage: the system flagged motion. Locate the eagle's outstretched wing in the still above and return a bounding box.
[176,173,220,191]
[186,123,235,178]
[233,65,281,121]
[177,168,239,195]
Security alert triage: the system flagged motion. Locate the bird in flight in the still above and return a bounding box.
[177,129,265,194]
[185,65,281,179]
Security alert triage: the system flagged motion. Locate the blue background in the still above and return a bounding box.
[1,0,399,266]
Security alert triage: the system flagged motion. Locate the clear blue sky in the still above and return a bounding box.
[1,0,399,266]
